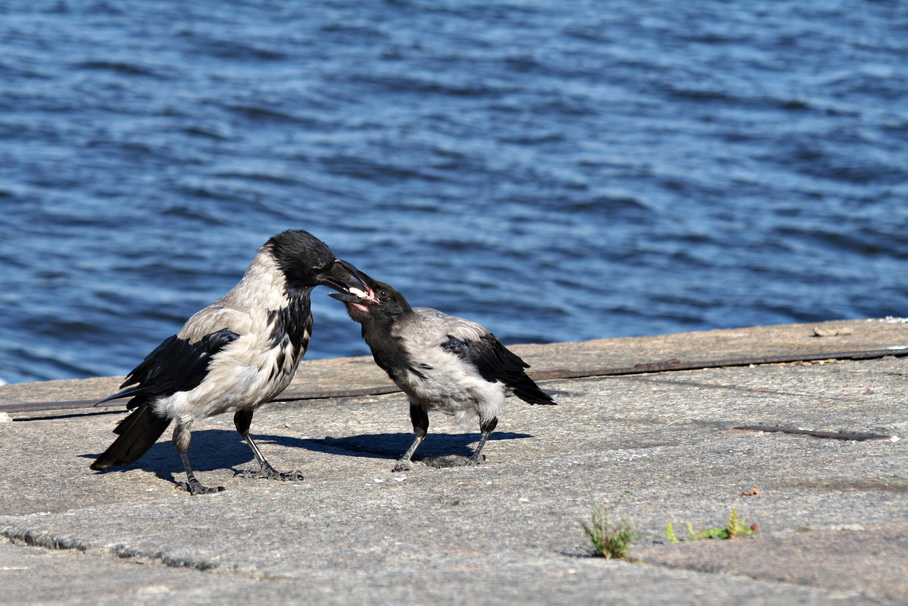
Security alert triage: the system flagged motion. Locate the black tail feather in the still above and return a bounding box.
[512,380,557,405]
[96,385,147,405]
[464,336,557,405]
[492,341,556,406]
[91,404,172,470]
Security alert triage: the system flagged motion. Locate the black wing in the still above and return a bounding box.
[101,328,240,408]
[442,333,556,405]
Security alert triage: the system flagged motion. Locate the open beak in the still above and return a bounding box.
[321,259,372,300]
[327,289,368,303]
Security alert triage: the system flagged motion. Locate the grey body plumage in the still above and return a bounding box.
[91,230,367,494]
[330,273,555,471]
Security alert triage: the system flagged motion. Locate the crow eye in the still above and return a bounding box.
[379,289,389,298]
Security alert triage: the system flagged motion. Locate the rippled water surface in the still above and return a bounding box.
[1,1,907,383]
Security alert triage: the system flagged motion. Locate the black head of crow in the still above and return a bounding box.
[267,230,365,294]
[91,229,368,494]
[329,269,555,472]
[330,276,409,326]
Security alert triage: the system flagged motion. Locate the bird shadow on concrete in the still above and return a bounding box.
[312,431,534,462]
[82,429,269,485]
[82,429,534,484]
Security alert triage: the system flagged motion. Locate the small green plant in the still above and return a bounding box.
[666,509,758,543]
[582,496,640,560]
[666,520,680,544]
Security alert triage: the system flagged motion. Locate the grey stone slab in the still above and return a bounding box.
[0,539,861,606]
[0,540,264,605]
[0,324,906,604]
[3,318,907,409]
[633,522,908,604]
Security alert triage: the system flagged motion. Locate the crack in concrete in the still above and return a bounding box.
[1,525,227,574]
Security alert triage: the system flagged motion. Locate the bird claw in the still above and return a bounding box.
[392,461,412,473]
[178,481,226,495]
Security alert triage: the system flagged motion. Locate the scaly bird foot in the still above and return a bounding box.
[392,460,412,473]
[178,479,225,495]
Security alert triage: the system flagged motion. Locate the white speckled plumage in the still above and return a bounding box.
[391,307,505,425]
[92,230,365,494]
[161,252,307,422]
[332,274,555,471]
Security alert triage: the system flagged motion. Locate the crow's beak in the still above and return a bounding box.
[321,259,372,300]
[327,290,367,303]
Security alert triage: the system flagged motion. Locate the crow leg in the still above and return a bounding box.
[394,403,428,472]
[422,416,498,469]
[468,417,499,465]
[233,410,304,481]
[173,420,224,495]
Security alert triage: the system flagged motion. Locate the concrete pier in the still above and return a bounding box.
[1,319,906,604]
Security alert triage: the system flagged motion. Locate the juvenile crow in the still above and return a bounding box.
[91,230,368,494]
[330,272,555,471]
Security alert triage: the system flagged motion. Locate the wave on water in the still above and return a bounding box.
[1,1,906,383]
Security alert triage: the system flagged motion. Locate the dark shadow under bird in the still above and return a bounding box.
[91,229,369,494]
[329,271,556,472]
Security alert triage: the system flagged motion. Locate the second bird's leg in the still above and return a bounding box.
[393,403,428,472]
[233,409,304,481]
[468,417,498,465]
[173,419,224,495]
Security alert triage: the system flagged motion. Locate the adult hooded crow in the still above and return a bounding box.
[329,272,556,472]
[91,230,368,494]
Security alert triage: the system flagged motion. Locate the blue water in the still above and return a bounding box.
[1,1,907,384]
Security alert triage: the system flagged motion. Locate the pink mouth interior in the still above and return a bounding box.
[364,284,378,303]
